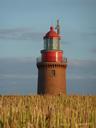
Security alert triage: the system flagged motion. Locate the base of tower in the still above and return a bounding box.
[37,62,67,95]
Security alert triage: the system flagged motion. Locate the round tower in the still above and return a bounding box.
[37,23,67,95]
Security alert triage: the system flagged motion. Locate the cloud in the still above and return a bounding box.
[68,59,96,67]
[61,40,70,45]
[67,75,96,80]
[82,32,96,37]
[0,74,37,80]
[67,59,96,80]
[80,30,96,41]
[90,48,96,54]
[0,57,36,66]
[0,57,37,78]
[0,28,43,41]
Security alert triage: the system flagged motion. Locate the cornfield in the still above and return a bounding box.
[0,95,96,128]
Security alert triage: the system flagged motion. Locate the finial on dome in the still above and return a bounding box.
[50,26,54,31]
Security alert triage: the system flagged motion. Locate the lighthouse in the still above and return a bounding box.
[37,21,67,95]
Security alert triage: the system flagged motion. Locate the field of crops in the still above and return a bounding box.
[0,95,96,128]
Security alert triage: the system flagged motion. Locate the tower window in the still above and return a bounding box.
[51,70,55,77]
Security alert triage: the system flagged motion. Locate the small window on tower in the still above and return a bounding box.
[51,70,55,77]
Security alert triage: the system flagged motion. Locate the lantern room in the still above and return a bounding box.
[43,26,60,50]
[41,26,63,62]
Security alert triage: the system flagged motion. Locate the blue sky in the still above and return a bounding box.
[0,0,96,95]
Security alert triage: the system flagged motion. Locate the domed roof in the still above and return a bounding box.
[44,26,60,39]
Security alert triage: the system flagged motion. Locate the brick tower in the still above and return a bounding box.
[37,21,67,95]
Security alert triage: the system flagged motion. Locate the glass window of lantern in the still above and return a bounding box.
[47,39,52,50]
[44,39,49,50]
[44,38,60,50]
[49,39,53,50]
[52,38,60,50]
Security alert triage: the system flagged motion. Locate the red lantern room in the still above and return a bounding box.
[41,26,63,62]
